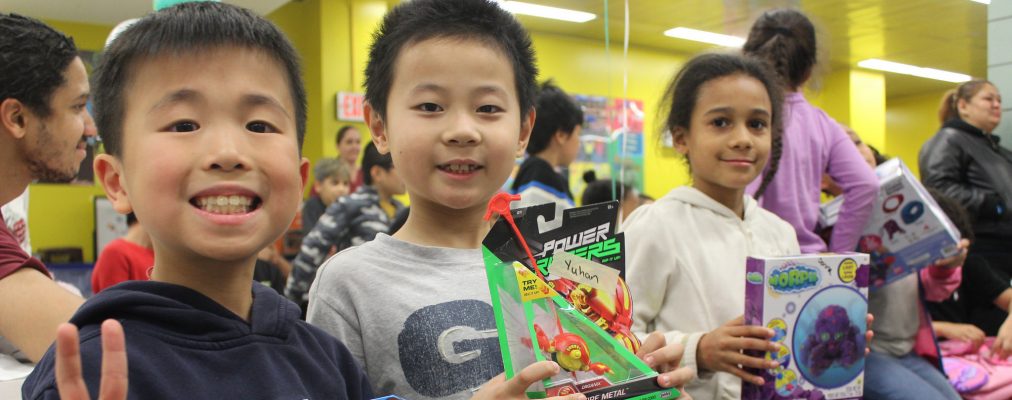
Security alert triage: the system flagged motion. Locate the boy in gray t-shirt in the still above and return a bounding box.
[306,1,693,399]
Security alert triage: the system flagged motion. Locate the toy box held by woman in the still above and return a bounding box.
[819,158,961,288]
[743,253,870,400]
[482,195,677,399]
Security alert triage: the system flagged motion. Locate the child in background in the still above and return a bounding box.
[927,189,1012,357]
[90,212,153,294]
[22,3,373,398]
[580,170,641,223]
[306,1,691,399]
[864,232,967,398]
[742,8,878,253]
[286,141,404,308]
[622,53,798,400]
[302,157,352,233]
[511,80,583,212]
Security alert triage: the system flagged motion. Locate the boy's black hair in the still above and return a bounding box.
[660,53,785,200]
[0,14,78,118]
[527,80,584,156]
[363,0,538,122]
[92,2,306,157]
[360,141,393,186]
[581,171,633,206]
[928,188,975,242]
[126,212,138,226]
[336,125,356,145]
[743,8,817,90]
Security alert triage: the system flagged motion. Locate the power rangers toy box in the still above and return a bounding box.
[482,195,678,400]
[819,158,961,289]
[743,253,870,400]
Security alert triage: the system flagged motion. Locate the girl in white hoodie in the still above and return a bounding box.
[623,53,800,400]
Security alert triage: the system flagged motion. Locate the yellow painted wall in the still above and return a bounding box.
[885,90,949,178]
[530,32,688,199]
[23,8,944,261]
[27,20,113,261]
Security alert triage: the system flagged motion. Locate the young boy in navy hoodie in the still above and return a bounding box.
[306,1,692,399]
[22,3,372,399]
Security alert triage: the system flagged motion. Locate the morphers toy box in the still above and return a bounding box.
[482,194,677,399]
[743,253,870,400]
[819,158,961,288]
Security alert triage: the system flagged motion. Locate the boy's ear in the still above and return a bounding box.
[94,154,133,214]
[672,127,690,156]
[553,129,569,146]
[299,157,310,191]
[363,101,389,154]
[0,98,30,139]
[517,106,535,154]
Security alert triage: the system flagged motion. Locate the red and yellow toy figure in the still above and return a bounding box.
[553,278,640,353]
[533,324,612,375]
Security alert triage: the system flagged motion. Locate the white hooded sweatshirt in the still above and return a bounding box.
[622,186,800,400]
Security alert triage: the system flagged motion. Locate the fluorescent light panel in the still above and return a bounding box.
[971,0,991,4]
[857,59,971,83]
[499,1,596,23]
[663,27,745,48]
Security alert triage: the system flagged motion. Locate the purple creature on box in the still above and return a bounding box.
[754,368,826,400]
[881,219,906,240]
[801,305,862,377]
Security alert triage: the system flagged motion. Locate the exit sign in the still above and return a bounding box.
[337,92,365,122]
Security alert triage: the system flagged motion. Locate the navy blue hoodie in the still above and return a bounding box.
[23,281,374,399]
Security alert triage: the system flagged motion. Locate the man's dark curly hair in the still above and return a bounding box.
[0,13,78,118]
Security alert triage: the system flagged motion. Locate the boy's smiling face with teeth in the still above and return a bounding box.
[95,46,308,265]
[368,37,533,213]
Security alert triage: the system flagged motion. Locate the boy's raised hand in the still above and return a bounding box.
[55,320,128,400]
[696,315,778,386]
[472,361,586,400]
[636,331,694,392]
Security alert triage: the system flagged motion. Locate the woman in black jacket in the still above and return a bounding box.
[919,79,1010,276]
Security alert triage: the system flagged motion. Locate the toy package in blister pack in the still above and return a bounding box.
[819,158,961,289]
[742,253,870,400]
[482,193,677,400]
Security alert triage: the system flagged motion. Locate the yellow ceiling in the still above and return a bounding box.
[511,0,988,98]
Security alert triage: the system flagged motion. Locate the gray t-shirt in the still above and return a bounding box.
[868,273,920,356]
[307,234,503,400]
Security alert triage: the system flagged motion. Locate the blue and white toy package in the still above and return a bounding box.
[820,158,961,289]
[743,253,870,400]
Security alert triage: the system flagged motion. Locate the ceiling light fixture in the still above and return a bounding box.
[857,59,971,83]
[663,27,745,48]
[971,0,991,4]
[498,1,596,23]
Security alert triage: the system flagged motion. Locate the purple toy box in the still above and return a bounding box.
[819,158,961,289]
[743,253,870,400]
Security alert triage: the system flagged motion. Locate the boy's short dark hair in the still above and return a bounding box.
[0,13,78,118]
[580,170,632,206]
[527,80,583,156]
[363,0,538,122]
[92,2,306,157]
[313,158,352,184]
[360,141,393,186]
